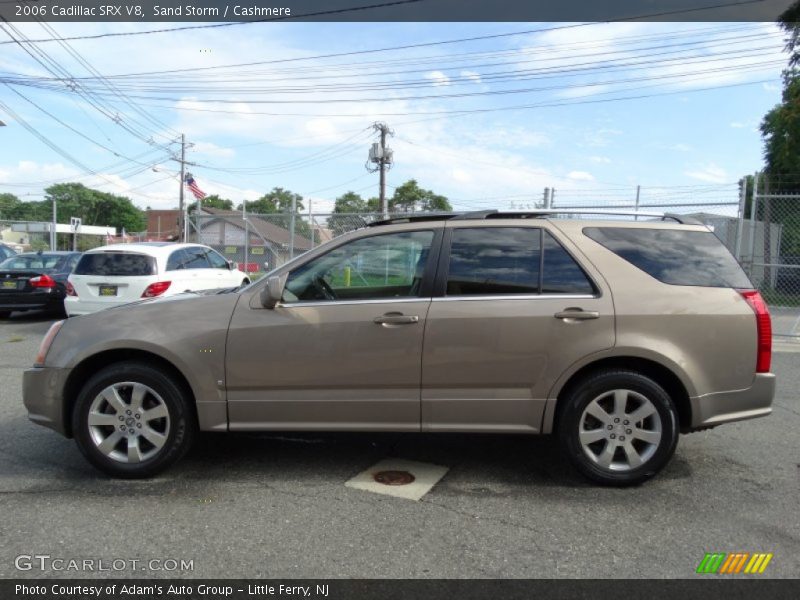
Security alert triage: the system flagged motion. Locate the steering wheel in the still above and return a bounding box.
[313,275,337,301]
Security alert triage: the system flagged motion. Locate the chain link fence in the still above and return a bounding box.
[5,187,798,337]
[740,175,800,339]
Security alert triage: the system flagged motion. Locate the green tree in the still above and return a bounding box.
[238,187,305,214]
[332,191,368,213]
[0,192,22,219]
[388,179,452,213]
[237,187,310,238]
[43,183,145,232]
[189,194,234,213]
[328,191,369,235]
[755,2,800,276]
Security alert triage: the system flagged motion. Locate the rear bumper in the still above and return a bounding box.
[689,373,775,430]
[22,366,71,437]
[0,291,64,311]
[64,296,129,316]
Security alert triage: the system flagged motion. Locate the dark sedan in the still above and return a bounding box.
[0,251,82,318]
[0,243,18,262]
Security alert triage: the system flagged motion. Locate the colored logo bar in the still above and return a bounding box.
[696,552,773,574]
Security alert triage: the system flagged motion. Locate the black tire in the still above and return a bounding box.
[241,278,250,286]
[72,362,197,478]
[557,369,679,486]
[0,311,11,318]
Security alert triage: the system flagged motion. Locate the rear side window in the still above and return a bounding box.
[584,227,752,288]
[74,252,157,276]
[183,247,211,269]
[542,233,595,294]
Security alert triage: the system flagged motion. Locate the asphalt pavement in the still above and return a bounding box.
[0,311,798,579]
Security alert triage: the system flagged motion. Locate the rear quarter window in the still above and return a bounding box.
[583,227,752,288]
[74,252,157,276]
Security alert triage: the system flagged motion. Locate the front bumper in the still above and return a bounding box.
[22,366,71,437]
[689,373,775,430]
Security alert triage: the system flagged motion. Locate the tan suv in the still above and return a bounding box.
[22,211,774,485]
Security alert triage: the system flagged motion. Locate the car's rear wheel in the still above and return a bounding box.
[558,369,678,486]
[72,362,196,478]
[0,311,10,318]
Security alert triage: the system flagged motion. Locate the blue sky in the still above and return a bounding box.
[0,20,789,215]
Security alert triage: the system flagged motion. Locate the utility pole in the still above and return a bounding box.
[366,122,394,218]
[542,187,550,209]
[634,184,641,221]
[289,195,296,259]
[51,197,56,250]
[178,133,186,242]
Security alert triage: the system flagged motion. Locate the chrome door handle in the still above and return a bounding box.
[554,309,600,320]
[374,313,419,325]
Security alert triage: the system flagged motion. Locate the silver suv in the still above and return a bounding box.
[22,211,774,485]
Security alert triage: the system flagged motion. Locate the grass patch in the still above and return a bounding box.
[6,336,25,343]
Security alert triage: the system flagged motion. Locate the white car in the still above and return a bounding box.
[65,242,250,316]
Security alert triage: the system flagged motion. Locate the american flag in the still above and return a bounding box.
[184,174,207,200]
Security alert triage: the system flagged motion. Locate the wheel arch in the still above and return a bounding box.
[62,349,197,438]
[546,356,693,434]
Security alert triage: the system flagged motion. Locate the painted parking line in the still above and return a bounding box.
[345,458,449,501]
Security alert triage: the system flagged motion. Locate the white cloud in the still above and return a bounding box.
[567,171,595,182]
[581,128,623,148]
[589,156,611,164]
[730,122,746,128]
[191,142,235,158]
[684,164,728,184]
[763,82,781,92]
[670,143,692,152]
[425,71,451,86]
[460,70,482,84]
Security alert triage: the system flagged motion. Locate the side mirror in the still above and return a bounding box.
[259,274,286,309]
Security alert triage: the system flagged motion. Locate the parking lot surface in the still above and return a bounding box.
[1,311,798,579]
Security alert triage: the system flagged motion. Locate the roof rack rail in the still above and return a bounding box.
[365,209,704,226]
[366,213,459,227]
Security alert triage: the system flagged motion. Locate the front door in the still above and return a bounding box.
[225,227,442,431]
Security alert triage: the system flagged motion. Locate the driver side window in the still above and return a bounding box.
[283,230,435,303]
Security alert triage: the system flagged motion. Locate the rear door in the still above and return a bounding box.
[70,251,157,304]
[421,223,615,433]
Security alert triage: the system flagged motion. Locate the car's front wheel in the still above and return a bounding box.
[72,362,197,478]
[558,369,679,486]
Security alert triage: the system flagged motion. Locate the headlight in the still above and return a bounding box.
[34,320,64,367]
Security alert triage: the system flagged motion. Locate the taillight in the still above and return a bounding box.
[142,281,171,298]
[739,290,772,373]
[66,281,77,297]
[29,274,56,289]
